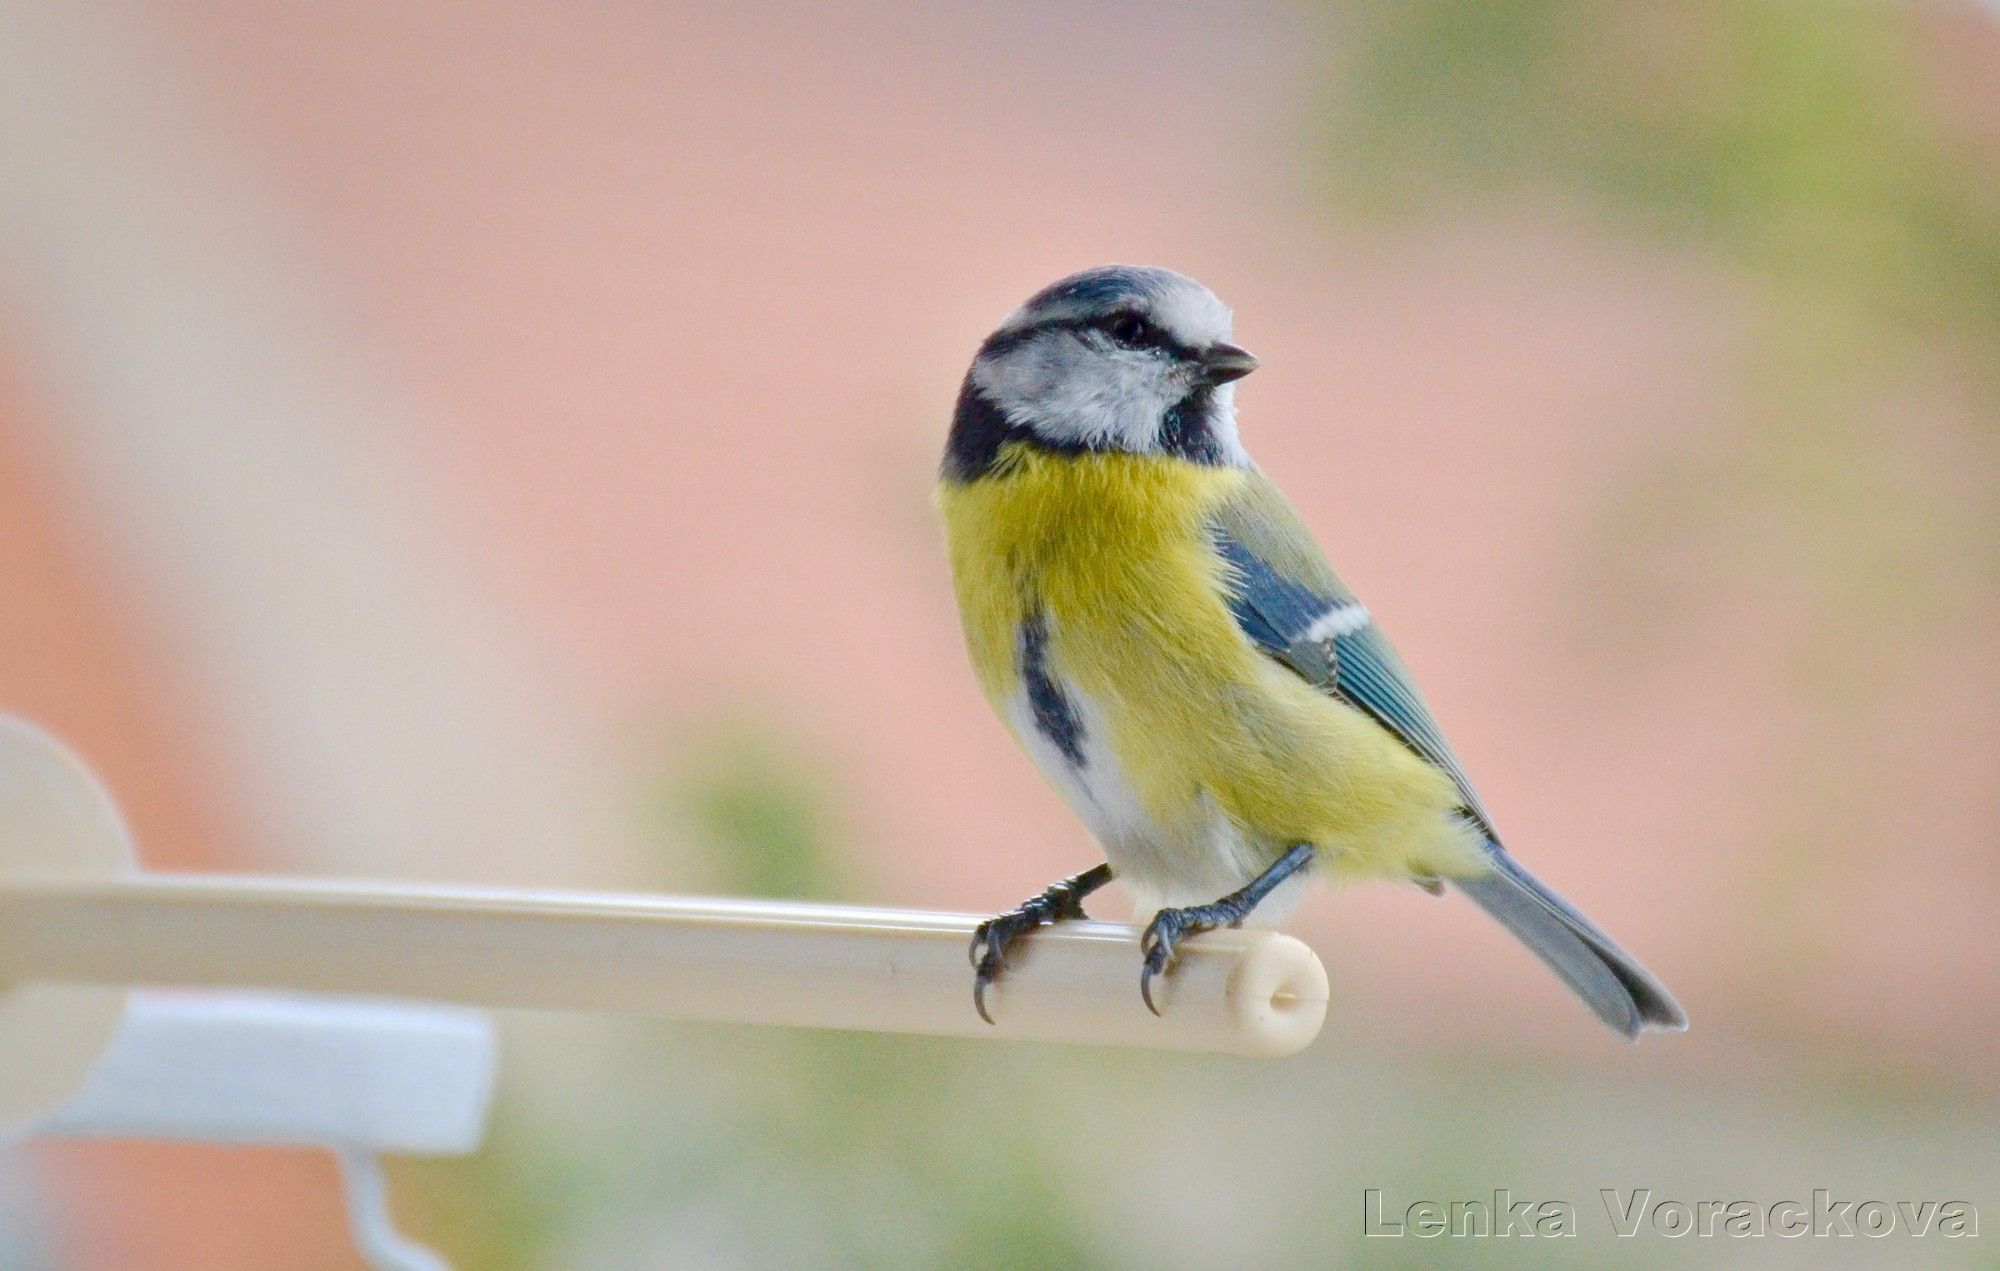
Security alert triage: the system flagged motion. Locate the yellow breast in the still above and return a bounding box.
[937,445,1479,885]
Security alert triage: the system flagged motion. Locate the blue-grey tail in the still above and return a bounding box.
[1453,847,1687,1039]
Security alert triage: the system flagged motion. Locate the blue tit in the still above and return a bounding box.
[938,265,1686,1039]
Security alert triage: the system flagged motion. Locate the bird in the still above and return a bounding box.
[936,264,1686,1039]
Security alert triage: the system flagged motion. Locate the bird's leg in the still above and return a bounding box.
[969,862,1114,1024]
[1139,843,1316,1016]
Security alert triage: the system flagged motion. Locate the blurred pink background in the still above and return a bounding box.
[1,1,1994,1265]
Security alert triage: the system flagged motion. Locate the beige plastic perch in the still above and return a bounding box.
[0,718,1327,1136]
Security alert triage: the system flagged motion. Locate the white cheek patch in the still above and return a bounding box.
[971,337,1182,453]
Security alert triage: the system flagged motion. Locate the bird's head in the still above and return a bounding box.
[944,265,1259,480]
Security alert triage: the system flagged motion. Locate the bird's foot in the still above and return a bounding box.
[1135,842,1317,1016]
[969,863,1112,1024]
[1138,901,1240,1016]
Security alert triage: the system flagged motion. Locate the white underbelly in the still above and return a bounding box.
[1001,685,1300,918]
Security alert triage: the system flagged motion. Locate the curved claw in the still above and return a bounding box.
[973,966,998,1025]
[970,925,1009,1024]
[969,912,1032,1025]
[1137,914,1181,1017]
[1139,962,1164,1017]
[1137,906,1231,1017]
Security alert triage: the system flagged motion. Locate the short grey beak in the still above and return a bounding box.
[1201,342,1260,384]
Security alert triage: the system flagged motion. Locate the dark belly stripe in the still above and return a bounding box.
[1020,612,1086,768]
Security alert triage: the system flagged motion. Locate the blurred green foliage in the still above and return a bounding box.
[1323,0,2000,347]
[669,727,853,901]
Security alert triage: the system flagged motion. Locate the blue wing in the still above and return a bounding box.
[1210,471,1493,832]
[1212,475,1695,1033]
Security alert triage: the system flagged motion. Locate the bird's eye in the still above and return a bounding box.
[1104,312,1151,347]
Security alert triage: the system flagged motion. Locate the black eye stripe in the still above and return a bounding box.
[979,313,1197,361]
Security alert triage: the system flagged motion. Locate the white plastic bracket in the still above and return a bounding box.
[28,991,496,1270]
[0,718,497,1269]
